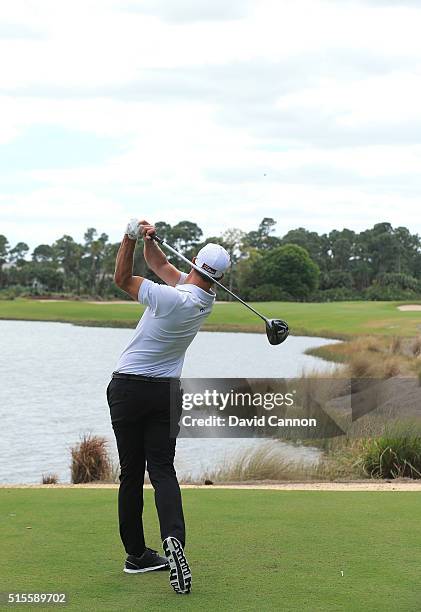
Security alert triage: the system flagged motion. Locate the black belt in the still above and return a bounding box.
[112,371,177,384]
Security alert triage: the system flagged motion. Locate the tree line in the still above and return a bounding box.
[1,219,420,301]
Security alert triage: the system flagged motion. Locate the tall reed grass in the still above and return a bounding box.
[357,423,421,479]
[200,442,336,483]
[70,434,112,483]
[41,473,59,485]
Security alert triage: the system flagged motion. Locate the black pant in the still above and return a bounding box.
[106,376,185,556]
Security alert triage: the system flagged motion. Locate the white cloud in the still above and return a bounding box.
[121,0,254,22]
[276,73,421,125]
[1,0,421,248]
[353,0,421,5]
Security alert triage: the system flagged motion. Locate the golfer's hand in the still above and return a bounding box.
[139,220,156,241]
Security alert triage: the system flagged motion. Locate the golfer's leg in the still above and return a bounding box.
[144,407,185,547]
[107,380,147,556]
[113,422,146,556]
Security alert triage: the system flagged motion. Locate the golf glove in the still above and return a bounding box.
[125,218,142,241]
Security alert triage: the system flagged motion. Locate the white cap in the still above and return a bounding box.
[195,243,231,280]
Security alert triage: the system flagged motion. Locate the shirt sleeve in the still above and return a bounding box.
[138,279,180,316]
[176,271,188,285]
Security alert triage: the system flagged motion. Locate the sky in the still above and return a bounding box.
[1,0,421,250]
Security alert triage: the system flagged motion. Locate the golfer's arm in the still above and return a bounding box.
[143,239,181,287]
[114,236,144,300]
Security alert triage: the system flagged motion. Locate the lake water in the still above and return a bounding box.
[0,320,339,484]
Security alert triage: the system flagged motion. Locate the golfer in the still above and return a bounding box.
[106,219,230,595]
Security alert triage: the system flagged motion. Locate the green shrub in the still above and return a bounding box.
[359,429,421,479]
[376,272,421,291]
[0,285,27,300]
[260,244,320,300]
[248,284,292,302]
[364,285,420,301]
[320,270,353,290]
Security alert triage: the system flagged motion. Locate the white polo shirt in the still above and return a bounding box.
[114,272,215,378]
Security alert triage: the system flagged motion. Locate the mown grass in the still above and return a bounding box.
[1,298,421,337]
[1,488,421,611]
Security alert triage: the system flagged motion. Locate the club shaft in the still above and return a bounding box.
[153,235,268,323]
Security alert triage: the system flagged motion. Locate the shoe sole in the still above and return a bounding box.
[124,563,168,574]
[163,537,192,594]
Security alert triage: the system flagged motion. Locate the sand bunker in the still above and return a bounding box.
[397,305,421,312]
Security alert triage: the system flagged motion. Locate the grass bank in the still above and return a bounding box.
[1,298,421,337]
[305,334,420,370]
[1,488,420,611]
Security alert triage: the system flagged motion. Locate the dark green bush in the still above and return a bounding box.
[360,430,421,479]
[0,285,27,300]
[248,284,292,302]
[364,272,421,300]
[364,285,420,301]
[320,270,353,290]
[260,244,320,300]
[376,272,421,291]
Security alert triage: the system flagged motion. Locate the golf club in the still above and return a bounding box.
[143,228,289,346]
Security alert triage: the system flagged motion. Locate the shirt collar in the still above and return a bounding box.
[177,283,215,302]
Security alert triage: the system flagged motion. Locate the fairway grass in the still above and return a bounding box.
[1,298,421,338]
[0,489,420,611]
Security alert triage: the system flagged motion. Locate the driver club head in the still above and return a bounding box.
[265,319,289,345]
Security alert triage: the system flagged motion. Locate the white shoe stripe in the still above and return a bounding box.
[124,563,167,574]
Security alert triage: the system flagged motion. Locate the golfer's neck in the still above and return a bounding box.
[185,270,213,294]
